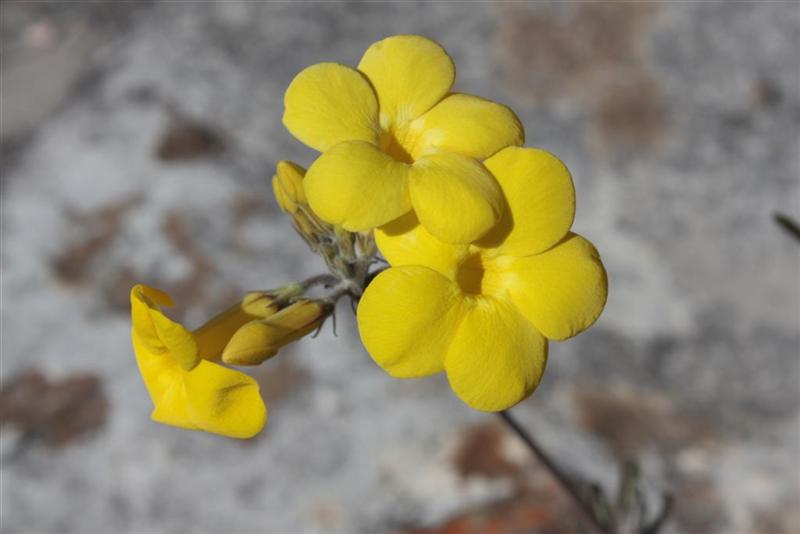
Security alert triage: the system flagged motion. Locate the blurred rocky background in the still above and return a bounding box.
[1,1,798,533]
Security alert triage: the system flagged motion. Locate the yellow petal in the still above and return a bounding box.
[409,93,524,160]
[445,297,548,412]
[193,292,281,361]
[130,285,173,348]
[283,62,380,152]
[503,233,608,341]
[409,152,503,244]
[148,312,197,370]
[272,160,306,214]
[130,285,197,370]
[357,266,466,378]
[150,379,195,430]
[133,334,185,416]
[375,212,468,280]
[358,35,454,128]
[131,287,164,351]
[479,147,575,257]
[183,361,267,439]
[134,284,174,307]
[305,140,412,231]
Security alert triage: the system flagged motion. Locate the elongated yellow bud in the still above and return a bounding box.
[222,298,333,365]
[272,160,307,215]
[193,283,303,360]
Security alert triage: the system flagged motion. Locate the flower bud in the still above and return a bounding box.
[222,298,333,366]
[193,283,303,360]
[272,160,306,215]
[272,159,374,284]
[272,160,338,248]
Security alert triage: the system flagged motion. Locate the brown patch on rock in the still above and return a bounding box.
[496,2,667,154]
[96,210,238,320]
[103,267,141,314]
[308,501,346,531]
[751,497,800,534]
[52,194,142,284]
[160,212,214,319]
[228,194,274,252]
[751,78,784,110]
[163,212,213,274]
[0,369,108,449]
[230,194,271,226]
[402,480,577,534]
[592,75,667,154]
[672,477,725,533]
[453,421,518,480]
[156,120,225,161]
[497,2,655,98]
[573,386,716,458]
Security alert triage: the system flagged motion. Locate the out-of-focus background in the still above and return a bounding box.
[1,1,798,533]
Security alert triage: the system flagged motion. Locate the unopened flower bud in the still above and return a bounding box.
[272,160,307,215]
[272,160,374,284]
[222,298,333,366]
[272,160,337,248]
[193,283,303,360]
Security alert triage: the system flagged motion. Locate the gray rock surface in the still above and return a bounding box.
[1,1,798,533]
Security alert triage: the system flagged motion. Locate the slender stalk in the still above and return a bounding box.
[497,410,613,534]
[301,273,339,290]
[774,212,800,242]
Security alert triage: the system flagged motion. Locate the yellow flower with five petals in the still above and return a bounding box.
[131,284,270,438]
[283,34,524,244]
[357,147,608,411]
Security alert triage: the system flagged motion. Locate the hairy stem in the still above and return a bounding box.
[301,273,339,291]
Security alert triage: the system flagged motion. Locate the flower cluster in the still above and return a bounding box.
[130,34,607,439]
[282,35,607,412]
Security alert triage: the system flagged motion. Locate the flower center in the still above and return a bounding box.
[456,252,509,297]
[456,253,488,295]
[378,127,414,164]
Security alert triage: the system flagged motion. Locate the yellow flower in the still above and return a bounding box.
[283,34,524,244]
[357,147,608,411]
[130,284,273,438]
